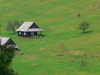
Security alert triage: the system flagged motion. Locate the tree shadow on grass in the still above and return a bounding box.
[16,49,21,51]
[8,33,16,35]
[29,34,47,39]
[8,31,17,35]
[38,34,47,37]
[80,30,95,34]
[15,49,24,55]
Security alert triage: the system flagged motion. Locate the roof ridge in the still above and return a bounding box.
[0,36,10,38]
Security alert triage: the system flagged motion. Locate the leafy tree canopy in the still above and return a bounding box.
[79,21,90,33]
[6,20,24,34]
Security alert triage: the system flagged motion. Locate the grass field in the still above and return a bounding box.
[0,0,100,75]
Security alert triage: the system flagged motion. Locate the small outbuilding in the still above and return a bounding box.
[0,37,18,50]
[16,22,43,38]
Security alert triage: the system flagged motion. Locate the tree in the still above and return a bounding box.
[79,21,90,33]
[0,43,18,75]
[6,20,23,34]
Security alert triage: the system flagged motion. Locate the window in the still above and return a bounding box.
[19,32,21,35]
[24,32,26,35]
[31,32,34,35]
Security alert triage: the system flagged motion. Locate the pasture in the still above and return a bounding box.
[0,0,100,75]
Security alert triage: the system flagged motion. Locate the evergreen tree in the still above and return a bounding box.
[0,44,18,75]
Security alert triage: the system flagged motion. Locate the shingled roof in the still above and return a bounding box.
[0,37,10,45]
[16,22,43,32]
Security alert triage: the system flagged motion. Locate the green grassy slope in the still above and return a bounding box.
[0,0,100,75]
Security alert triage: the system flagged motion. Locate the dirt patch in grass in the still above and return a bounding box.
[68,50,85,55]
[23,55,37,59]
[84,3,100,12]
[51,51,68,56]
[51,50,85,57]
[85,51,100,58]
[40,48,46,50]
[51,53,64,56]
[51,50,100,58]
[51,53,57,56]
[62,51,69,55]
[56,54,64,56]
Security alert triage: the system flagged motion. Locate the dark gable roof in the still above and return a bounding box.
[16,22,43,32]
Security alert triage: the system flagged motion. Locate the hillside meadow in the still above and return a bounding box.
[0,0,100,75]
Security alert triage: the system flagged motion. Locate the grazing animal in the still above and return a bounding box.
[77,13,80,17]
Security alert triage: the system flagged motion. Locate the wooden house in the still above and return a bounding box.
[0,37,18,50]
[16,22,43,38]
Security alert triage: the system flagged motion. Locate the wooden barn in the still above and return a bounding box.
[16,22,43,38]
[0,37,18,50]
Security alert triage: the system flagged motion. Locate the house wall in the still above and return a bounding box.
[18,31,28,37]
[34,32,37,35]
[6,39,18,50]
[18,31,37,37]
[26,32,31,37]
